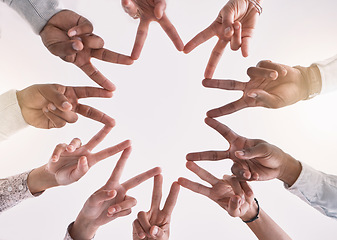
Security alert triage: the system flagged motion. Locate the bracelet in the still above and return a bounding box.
[248,0,263,15]
[243,198,260,223]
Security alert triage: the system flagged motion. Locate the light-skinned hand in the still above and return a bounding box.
[186,118,301,185]
[184,0,262,78]
[69,147,162,239]
[178,161,257,220]
[40,10,134,91]
[133,175,180,240]
[16,84,115,129]
[121,0,184,60]
[204,60,308,117]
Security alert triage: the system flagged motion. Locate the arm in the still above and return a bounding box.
[1,0,61,34]
[178,162,291,240]
[0,90,28,141]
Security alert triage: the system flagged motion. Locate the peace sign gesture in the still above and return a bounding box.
[40,10,133,91]
[204,60,309,118]
[121,0,184,60]
[46,125,131,186]
[184,0,261,78]
[133,175,180,239]
[186,118,296,182]
[69,147,162,240]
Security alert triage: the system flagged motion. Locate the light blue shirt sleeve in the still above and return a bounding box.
[1,0,61,34]
[285,162,337,219]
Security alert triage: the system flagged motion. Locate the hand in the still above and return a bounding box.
[133,175,180,240]
[204,60,308,117]
[40,10,134,91]
[45,125,131,186]
[16,84,114,129]
[178,161,257,220]
[69,147,162,240]
[186,118,301,184]
[184,0,262,78]
[121,0,184,60]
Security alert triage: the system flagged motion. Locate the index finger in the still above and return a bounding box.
[186,161,218,185]
[204,117,241,143]
[158,15,184,51]
[202,79,246,91]
[162,182,180,215]
[79,62,116,91]
[122,167,162,191]
[183,26,215,54]
[131,19,150,60]
[151,174,163,210]
[73,87,113,99]
[91,48,134,65]
[186,150,229,161]
[206,98,249,117]
[75,104,115,127]
[107,147,132,185]
[85,125,113,151]
[205,39,229,79]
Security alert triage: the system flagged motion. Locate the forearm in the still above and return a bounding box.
[68,216,98,240]
[244,209,291,240]
[27,165,58,195]
[1,0,61,34]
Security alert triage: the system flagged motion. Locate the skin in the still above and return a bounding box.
[121,0,184,60]
[178,162,292,240]
[27,125,132,194]
[40,10,134,91]
[133,175,180,240]
[186,118,302,186]
[204,60,310,118]
[68,147,162,239]
[184,0,261,78]
[16,84,114,129]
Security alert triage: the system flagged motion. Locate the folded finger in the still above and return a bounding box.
[227,195,241,217]
[159,15,184,51]
[70,156,89,182]
[133,219,146,239]
[247,66,278,80]
[154,0,166,19]
[131,20,150,60]
[137,211,152,236]
[205,39,229,78]
[50,143,67,163]
[230,22,241,51]
[89,190,117,206]
[186,151,229,161]
[256,60,287,77]
[202,79,246,91]
[108,196,137,216]
[122,0,138,17]
[43,108,67,129]
[47,103,78,123]
[122,167,162,191]
[47,39,84,57]
[68,16,93,37]
[81,34,104,49]
[66,138,82,152]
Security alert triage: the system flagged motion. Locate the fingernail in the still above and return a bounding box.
[108,208,116,214]
[152,226,159,236]
[72,42,82,51]
[68,30,77,37]
[43,108,49,113]
[234,25,240,30]
[236,151,245,156]
[66,145,74,152]
[139,233,145,239]
[62,102,72,110]
[49,103,56,111]
[224,27,231,35]
[243,172,250,179]
[270,72,277,79]
[51,155,58,162]
[248,92,257,98]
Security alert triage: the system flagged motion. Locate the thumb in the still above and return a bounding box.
[68,16,93,37]
[154,0,166,19]
[247,89,283,108]
[220,3,236,37]
[122,0,139,18]
[150,225,164,239]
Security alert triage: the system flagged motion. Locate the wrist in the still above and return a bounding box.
[70,215,98,240]
[293,65,322,100]
[240,199,259,222]
[27,165,59,195]
[277,155,302,187]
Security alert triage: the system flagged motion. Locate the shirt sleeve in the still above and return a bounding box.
[313,54,337,95]
[0,170,42,213]
[1,0,61,34]
[0,90,29,142]
[284,162,337,219]
[64,222,95,240]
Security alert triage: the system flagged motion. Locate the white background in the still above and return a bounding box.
[1,0,337,239]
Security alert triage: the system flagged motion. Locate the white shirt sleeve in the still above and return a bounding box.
[314,55,337,95]
[284,162,337,219]
[0,90,29,141]
[1,0,61,34]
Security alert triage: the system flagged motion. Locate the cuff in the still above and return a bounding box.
[64,222,95,240]
[293,65,322,100]
[0,170,41,213]
[0,90,29,141]
[314,54,337,95]
[5,0,61,34]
